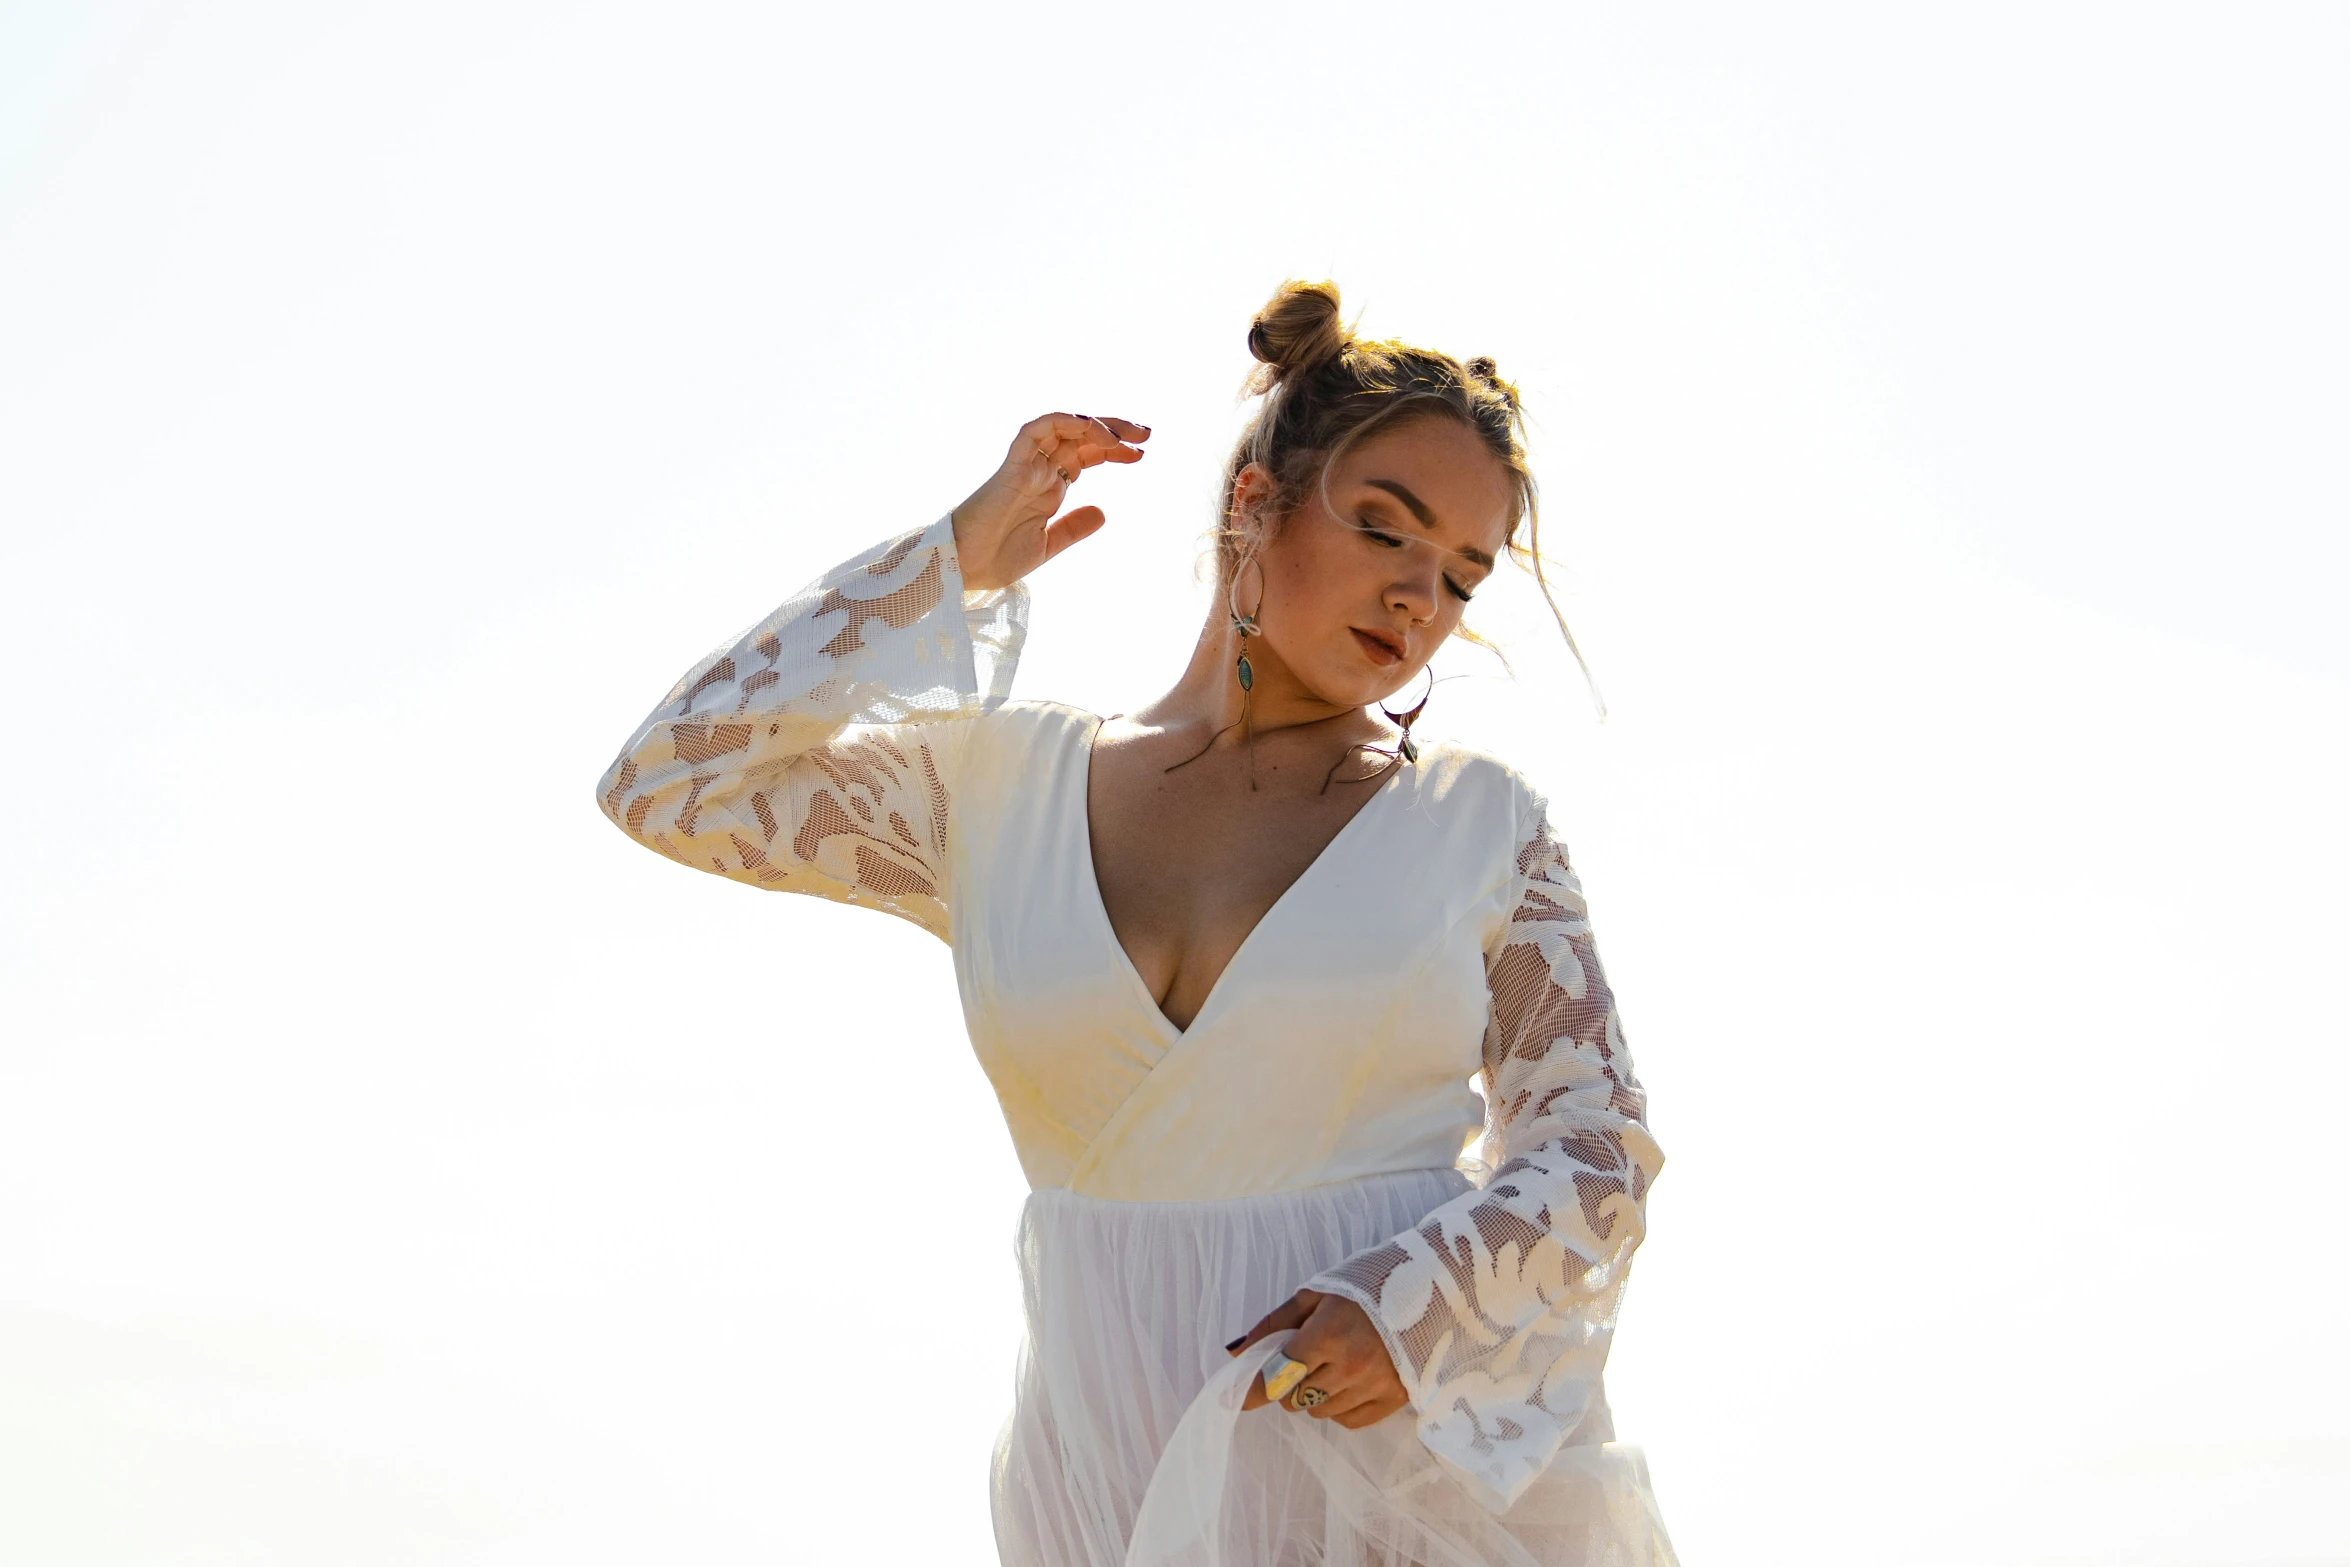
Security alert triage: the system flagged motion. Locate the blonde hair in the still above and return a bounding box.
[1220,279,1602,715]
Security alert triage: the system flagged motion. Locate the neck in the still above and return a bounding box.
[1139,601,1379,749]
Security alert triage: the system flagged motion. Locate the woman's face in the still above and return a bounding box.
[1240,416,1516,711]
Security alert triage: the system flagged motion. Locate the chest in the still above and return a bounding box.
[945,706,1519,1196]
[1084,725,1394,1031]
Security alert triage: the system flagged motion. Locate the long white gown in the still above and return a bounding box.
[595,517,1678,1566]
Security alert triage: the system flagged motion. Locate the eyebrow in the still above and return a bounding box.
[1364,479,1497,570]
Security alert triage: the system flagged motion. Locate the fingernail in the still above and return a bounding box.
[1224,1336,1245,1353]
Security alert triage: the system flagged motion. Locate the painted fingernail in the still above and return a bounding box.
[1224,1336,1246,1353]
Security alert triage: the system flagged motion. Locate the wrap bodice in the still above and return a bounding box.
[950,701,1511,1200]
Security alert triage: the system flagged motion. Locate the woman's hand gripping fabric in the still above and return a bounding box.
[1223,1288,1410,1430]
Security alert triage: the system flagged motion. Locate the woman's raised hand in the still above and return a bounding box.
[951,413,1149,592]
[1226,1288,1410,1430]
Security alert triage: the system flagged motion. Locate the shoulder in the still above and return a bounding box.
[1377,739,1554,899]
[975,696,1099,743]
[958,698,1099,789]
[1411,738,1550,836]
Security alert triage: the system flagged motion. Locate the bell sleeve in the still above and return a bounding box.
[592,514,1026,941]
[1305,797,1666,1513]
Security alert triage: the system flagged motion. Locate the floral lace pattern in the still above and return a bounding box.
[597,520,1663,1522]
[594,515,1026,940]
[1308,806,1664,1514]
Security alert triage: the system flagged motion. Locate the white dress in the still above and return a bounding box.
[596,517,1678,1567]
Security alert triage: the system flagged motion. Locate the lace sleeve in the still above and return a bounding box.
[592,514,1026,940]
[1306,802,1664,1513]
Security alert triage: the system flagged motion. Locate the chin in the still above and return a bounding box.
[1308,660,1418,711]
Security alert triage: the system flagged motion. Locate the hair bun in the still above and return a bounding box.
[1246,279,1347,385]
[1465,354,1520,410]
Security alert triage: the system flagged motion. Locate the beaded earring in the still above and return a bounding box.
[1384,670,1430,765]
[1320,666,1433,793]
[1164,550,1268,787]
[1228,555,1262,715]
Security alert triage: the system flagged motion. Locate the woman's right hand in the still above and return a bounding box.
[951,413,1149,592]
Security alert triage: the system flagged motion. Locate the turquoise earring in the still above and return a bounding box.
[1163,549,1267,787]
[1319,666,1434,794]
[1228,557,1263,786]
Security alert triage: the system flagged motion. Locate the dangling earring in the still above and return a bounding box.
[1164,551,1267,788]
[1381,666,1432,764]
[1228,555,1263,782]
[1320,666,1434,793]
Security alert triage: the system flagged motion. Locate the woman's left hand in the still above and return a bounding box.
[1226,1288,1408,1430]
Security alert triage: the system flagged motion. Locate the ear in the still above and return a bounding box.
[1228,461,1279,543]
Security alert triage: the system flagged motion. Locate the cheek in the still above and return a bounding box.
[1265,524,1371,618]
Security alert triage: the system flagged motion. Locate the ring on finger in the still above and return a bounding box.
[1261,1352,1310,1405]
[1055,465,1072,483]
[1292,1385,1330,1410]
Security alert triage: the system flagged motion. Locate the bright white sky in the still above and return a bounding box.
[3,4,2345,1564]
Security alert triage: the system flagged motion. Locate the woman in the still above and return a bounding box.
[594,281,1676,1566]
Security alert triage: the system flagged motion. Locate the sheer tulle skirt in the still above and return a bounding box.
[991,1171,1677,1567]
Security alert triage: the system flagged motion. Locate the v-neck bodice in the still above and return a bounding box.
[1077,712,1405,1044]
[949,701,1514,1200]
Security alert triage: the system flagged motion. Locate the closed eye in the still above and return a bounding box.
[1358,518,1475,602]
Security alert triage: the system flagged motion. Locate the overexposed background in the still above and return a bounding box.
[3,4,2345,1563]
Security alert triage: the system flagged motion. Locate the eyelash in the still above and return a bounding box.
[1358,521,1476,602]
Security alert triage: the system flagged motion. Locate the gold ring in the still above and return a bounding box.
[1055,465,1073,483]
[1294,1385,1329,1409]
[1261,1352,1309,1405]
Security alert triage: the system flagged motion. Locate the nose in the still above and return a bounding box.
[1384,557,1440,623]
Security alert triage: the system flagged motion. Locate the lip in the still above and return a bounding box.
[1350,627,1406,666]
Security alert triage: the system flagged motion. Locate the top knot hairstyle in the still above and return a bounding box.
[1221,279,1602,714]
